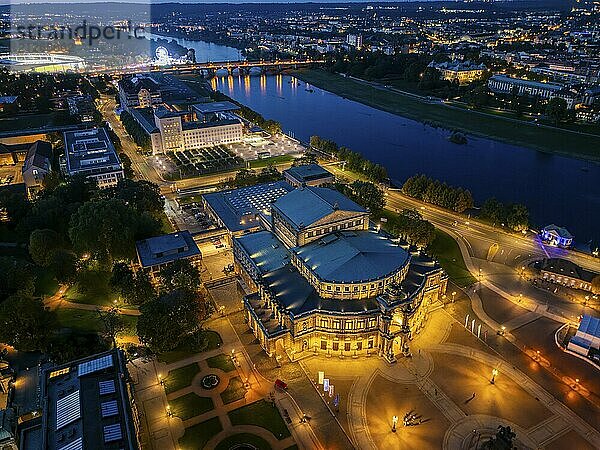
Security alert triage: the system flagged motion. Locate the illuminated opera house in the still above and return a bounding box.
[216,181,448,363]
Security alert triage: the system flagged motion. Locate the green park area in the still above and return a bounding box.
[64,269,119,307]
[169,392,214,421]
[220,376,247,404]
[179,416,223,450]
[428,229,477,287]
[293,69,600,161]
[55,308,138,335]
[228,400,291,440]
[158,330,223,364]
[163,362,200,394]
[207,354,236,372]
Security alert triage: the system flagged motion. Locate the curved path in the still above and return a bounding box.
[341,309,600,450]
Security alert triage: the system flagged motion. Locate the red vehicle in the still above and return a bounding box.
[274,379,287,390]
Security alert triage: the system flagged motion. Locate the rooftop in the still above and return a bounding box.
[578,314,600,339]
[181,118,241,131]
[192,101,240,115]
[235,230,289,275]
[291,230,410,283]
[543,224,573,239]
[136,231,200,268]
[22,140,52,172]
[39,350,137,450]
[539,258,595,283]
[262,263,380,318]
[203,180,293,233]
[118,75,160,95]
[490,74,564,91]
[283,164,333,183]
[272,186,367,231]
[63,128,121,174]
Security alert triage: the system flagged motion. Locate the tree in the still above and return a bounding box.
[110,262,135,300]
[137,289,205,353]
[160,259,201,294]
[505,203,529,232]
[110,262,156,305]
[393,209,436,248]
[480,198,504,225]
[101,179,163,214]
[591,275,600,295]
[346,181,385,215]
[0,294,56,351]
[0,257,36,301]
[545,97,568,125]
[49,249,79,284]
[480,425,516,450]
[29,229,63,267]
[69,198,156,264]
[97,306,125,348]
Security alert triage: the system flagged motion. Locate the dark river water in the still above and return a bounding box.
[151,36,600,248]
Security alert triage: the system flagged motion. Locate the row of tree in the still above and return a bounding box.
[392,209,437,249]
[402,175,474,213]
[480,198,529,232]
[332,180,386,216]
[309,136,388,182]
[120,110,152,151]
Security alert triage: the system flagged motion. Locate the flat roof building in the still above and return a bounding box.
[62,128,124,189]
[202,180,293,236]
[283,164,334,187]
[567,315,600,357]
[22,349,139,450]
[136,230,201,274]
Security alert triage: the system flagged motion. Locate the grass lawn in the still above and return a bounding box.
[427,229,476,287]
[179,416,223,450]
[206,354,236,373]
[163,363,200,395]
[158,330,223,364]
[228,399,291,440]
[249,154,295,169]
[65,269,118,307]
[34,268,59,298]
[55,308,137,343]
[220,376,247,404]
[215,433,273,450]
[293,69,600,162]
[169,392,214,421]
[55,308,138,334]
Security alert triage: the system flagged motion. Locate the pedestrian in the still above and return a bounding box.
[472,392,476,399]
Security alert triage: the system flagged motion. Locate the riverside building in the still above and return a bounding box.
[216,183,448,363]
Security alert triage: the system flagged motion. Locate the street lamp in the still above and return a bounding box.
[490,368,498,384]
[451,291,457,303]
[392,415,398,432]
[158,374,164,386]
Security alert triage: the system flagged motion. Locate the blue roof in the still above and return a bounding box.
[203,181,293,233]
[136,231,200,268]
[570,335,592,350]
[578,314,600,338]
[0,96,18,104]
[262,263,380,318]
[291,230,410,283]
[284,164,332,183]
[272,186,367,230]
[235,231,289,274]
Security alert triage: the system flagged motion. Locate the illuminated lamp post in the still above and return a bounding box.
[490,368,498,384]
[392,415,398,433]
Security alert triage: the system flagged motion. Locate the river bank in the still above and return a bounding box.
[291,69,600,163]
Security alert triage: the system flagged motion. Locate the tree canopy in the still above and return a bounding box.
[0,295,56,351]
[137,289,205,353]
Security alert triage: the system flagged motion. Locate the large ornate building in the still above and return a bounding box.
[225,182,447,362]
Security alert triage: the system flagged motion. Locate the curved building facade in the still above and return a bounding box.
[225,183,447,362]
